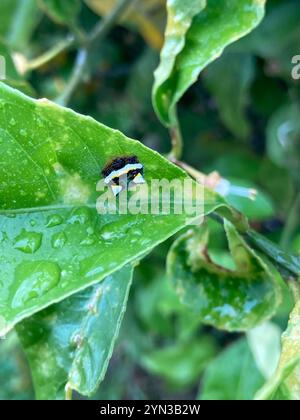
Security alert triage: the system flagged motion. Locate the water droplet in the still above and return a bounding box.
[14,230,42,254]
[6,213,16,219]
[0,232,8,243]
[46,214,63,228]
[68,208,91,225]
[100,225,124,241]
[80,235,97,246]
[12,261,61,308]
[51,232,67,249]
[132,229,143,237]
[86,227,94,235]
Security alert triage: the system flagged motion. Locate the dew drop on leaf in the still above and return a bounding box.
[86,227,94,235]
[80,235,97,246]
[13,229,42,254]
[46,214,64,228]
[12,261,61,308]
[68,208,91,225]
[51,232,67,249]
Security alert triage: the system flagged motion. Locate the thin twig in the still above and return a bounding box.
[25,36,75,72]
[56,0,135,106]
[56,48,88,106]
[88,0,134,45]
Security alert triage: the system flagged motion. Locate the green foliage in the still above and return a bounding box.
[167,221,284,331]
[142,336,216,389]
[17,266,133,400]
[0,82,232,336]
[153,0,266,127]
[256,300,300,400]
[199,339,264,400]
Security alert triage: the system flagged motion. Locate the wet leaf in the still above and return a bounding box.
[167,221,283,331]
[199,339,264,400]
[0,82,230,336]
[17,265,133,400]
[255,299,300,400]
[153,0,266,127]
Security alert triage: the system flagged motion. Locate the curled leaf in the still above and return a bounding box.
[167,220,283,331]
[153,0,266,127]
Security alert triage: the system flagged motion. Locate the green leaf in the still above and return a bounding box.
[153,0,266,127]
[204,52,255,140]
[142,336,216,389]
[199,338,264,400]
[247,322,281,380]
[255,300,300,400]
[17,265,133,400]
[0,82,230,336]
[152,0,206,126]
[167,221,283,331]
[39,0,81,26]
[0,0,40,50]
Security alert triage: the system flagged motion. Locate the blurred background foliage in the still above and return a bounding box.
[0,0,299,400]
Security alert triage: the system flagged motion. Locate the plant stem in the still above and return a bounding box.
[280,189,300,251]
[168,108,183,160]
[56,0,135,106]
[26,36,75,72]
[171,158,206,182]
[88,0,134,45]
[56,48,89,106]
